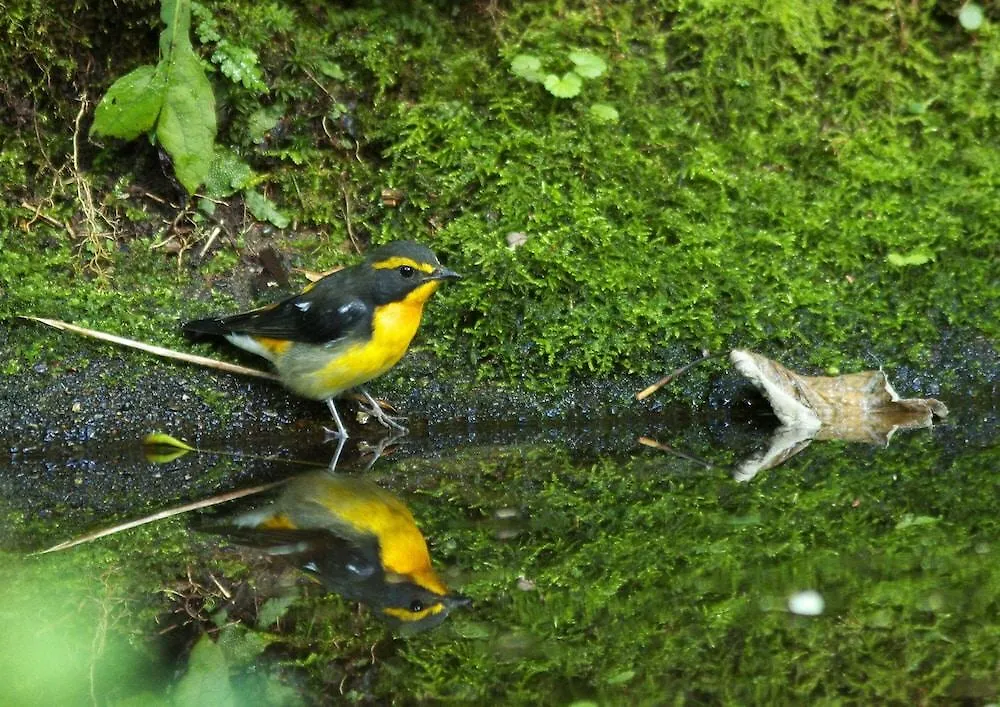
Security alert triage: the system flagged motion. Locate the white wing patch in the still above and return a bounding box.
[295,301,311,312]
[225,333,278,362]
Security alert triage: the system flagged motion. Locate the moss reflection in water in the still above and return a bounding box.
[1,431,997,704]
[374,440,999,703]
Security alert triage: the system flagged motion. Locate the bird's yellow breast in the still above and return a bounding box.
[252,475,450,599]
[312,478,449,596]
[289,280,442,399]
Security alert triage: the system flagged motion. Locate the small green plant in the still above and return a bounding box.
[510,49,618,122]
[199,145,289,228]
[91,0,288,227]
[91,0,216,194]
[190,2,267,93]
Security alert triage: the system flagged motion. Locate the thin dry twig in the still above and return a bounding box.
[637,436,714,469]
[21,316,280,382]
[208,573,233,600]
[341,178,361,254]
[34,479,289,555]
[636,351,722,401]
[19,200,65,230]
[301,66,335,100]
[197,225,223,259]
[71,92,116,275]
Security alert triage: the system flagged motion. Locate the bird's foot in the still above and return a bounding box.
[322,426,348,441]
[358,429,407,470]
[357,390,409,434]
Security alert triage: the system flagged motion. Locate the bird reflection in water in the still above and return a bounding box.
[205,471,470,633]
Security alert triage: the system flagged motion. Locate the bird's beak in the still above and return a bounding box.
[431,266,462,281]
[444,593,472,610]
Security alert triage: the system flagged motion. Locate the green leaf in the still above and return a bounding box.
[511,54,544,83]
[452,620,492,640]
[606,669,636,685]
[213,40,267,92]
[543,72,582,98]
[569,50,607,79]
[886,249,934,267]
[90,65,164,140]
[191,1,221,43]
[589,103,620,123]
[256,593,298,629]
[154,0,217,194]
[93,0,217,193]
[173,635,237,707]
[142,431,195,463]
[244,189,290,228]
[318,59,345,80]
[156,44,217,193]
[142,432,195,452]
[159,0,187,56]
[247,103,285,143]
[204,148,254,198]
[895,513,941,530]
[217,624,273,664]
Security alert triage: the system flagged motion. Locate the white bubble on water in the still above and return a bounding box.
[788,589,825,616]
[959,3,984,32]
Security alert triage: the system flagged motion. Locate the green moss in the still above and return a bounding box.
[352,0,999,382]
[334,439,1000,704]
[4,0,997,388]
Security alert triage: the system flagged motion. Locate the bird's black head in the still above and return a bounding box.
[375,579,472,634]
[364,241,461,306]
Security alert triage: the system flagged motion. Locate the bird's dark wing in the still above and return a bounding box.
[199,525,333,556]
[203,525,385,593]
[183,270,372,344]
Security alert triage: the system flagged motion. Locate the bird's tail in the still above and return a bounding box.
[182,315,235,336]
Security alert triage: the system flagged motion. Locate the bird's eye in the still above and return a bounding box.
[409,599,424,613]
[398,265,416,278]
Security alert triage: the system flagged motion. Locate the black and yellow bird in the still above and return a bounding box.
[206,471,470,633]
[183,241,460,438]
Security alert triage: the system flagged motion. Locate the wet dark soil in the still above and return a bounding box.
[3,317,997,547]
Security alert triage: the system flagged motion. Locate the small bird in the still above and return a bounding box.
[183,241,460,438]
[205,471,470,633]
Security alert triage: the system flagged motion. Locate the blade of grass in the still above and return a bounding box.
[637,436,715,469]
[20,316,279,381]
[33,479,290,555]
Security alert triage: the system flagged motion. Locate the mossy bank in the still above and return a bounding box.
[1,0,997,397]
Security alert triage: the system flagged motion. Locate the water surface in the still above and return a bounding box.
[2,395,997,704]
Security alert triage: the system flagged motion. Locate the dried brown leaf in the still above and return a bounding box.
[731,350,947,444]
[729,349,948,481]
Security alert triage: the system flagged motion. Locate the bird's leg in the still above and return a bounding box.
[326,434,347,473]
[322,397,350,440]
[322,398,350,472]
[357,389,409,434]
[362,429,408,471]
